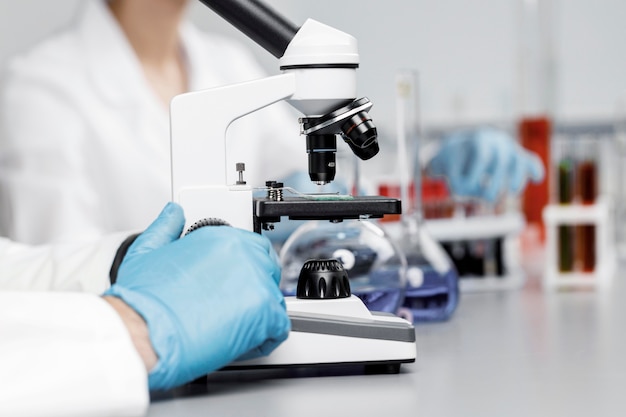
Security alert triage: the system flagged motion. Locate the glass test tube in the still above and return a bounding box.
[395,69,420,220]
[576,136,598,272]
[516,0,556,241]
[555,135,575,272]
[520,117,551,241]
[576,136,599,205]
[615,91,626,258]
[557,139,575,205]
[577,224,596,273]
[377,70,421,223]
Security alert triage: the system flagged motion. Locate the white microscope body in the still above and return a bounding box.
[170,0,416,372]
[171,18,359,232]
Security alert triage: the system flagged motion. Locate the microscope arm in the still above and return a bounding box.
[170,73,296,232]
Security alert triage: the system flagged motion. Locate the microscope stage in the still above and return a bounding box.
[253,196,402,232]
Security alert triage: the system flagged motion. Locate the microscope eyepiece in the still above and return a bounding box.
[340,112,379,160]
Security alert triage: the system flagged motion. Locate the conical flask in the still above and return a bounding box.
[379,69,460,323]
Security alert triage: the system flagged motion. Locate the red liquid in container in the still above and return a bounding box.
[519,116,551,241]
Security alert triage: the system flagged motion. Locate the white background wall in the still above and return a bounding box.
[1,0,625,133]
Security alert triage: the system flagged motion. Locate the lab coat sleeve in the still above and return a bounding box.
[0,292,149,417]
[0,231,130,293]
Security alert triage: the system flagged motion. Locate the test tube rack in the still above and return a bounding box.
[542,198,615,289]
[423,212,526,292]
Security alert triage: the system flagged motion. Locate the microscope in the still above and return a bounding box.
[171,0,416,372]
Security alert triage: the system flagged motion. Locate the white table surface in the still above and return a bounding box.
[147,273,626,417]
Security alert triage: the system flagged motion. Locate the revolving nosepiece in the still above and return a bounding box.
[301,97,379,185]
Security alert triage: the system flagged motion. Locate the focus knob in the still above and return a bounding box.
[296,259,351,299]
[185,217,230,235]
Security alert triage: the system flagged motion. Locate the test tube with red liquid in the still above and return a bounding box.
[555,135,575,272]
[575,137,598,272]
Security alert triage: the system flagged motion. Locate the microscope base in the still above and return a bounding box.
[226,296,416,372]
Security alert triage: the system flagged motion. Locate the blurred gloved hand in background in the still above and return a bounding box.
[427,128,545,202]
[104,202,290,391]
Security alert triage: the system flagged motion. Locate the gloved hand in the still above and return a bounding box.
[104,202,290,391]
[427,128,545,202]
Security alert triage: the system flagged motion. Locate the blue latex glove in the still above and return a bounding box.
[104,202,290,391]
[427,128,545,202]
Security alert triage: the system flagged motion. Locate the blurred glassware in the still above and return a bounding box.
[516,0,556,242]
[380,69,460,322]
[614,91,626,258]
[279,219,408,314]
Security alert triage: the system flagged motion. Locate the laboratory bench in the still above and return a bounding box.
[148,274,626,417]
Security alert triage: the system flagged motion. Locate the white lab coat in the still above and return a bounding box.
[0,231,128,293]
[0,292,148,417]
[0,234,148,417]
[0,0,305,245]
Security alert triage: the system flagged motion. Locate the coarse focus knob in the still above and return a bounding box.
[296,259,351,299]
[184,218,231,235]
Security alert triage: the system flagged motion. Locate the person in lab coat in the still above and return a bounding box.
[1,201,290,417]
[0,0,306,245]
[0,0,544,247]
